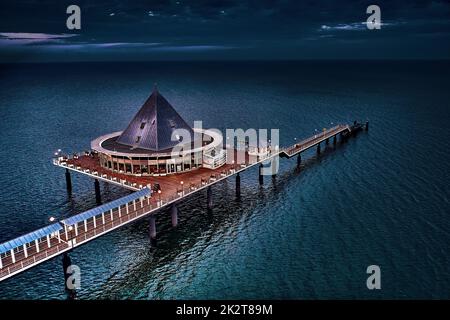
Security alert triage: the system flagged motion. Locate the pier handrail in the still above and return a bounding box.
[1,122,357,282]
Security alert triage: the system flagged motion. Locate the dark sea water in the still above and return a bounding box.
[0,61,449,299]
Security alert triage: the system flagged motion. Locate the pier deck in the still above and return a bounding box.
[0,123,360,282]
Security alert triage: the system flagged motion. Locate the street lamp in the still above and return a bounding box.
[180,181,184,196]
[49,216,56,223]
[158,189,162,206]
[54,148,63,157]
[68,225,74,247]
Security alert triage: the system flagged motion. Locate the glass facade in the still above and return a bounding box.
[98,151,203,176]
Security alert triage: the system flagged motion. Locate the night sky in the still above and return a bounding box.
[0,0,449,62]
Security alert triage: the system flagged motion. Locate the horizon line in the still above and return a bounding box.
[1,58,449,64]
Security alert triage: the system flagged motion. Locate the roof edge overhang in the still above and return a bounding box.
[92,128,223,158]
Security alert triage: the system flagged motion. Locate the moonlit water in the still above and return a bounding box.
[0,61,449,299]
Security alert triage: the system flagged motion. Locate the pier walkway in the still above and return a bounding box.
[0,123,360,282]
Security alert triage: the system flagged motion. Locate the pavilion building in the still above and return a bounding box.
[90,87,226,176]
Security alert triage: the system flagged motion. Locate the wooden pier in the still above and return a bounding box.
[0,122,366,283]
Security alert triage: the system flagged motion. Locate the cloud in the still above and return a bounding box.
[0,32,78,40]
[0,32,79,46]
[320,23,365,31]
[43,42,162,50]
[0,38,234,54]
[150,45,234,52]
[319,21,401,31]
[0,32,233,53]
[48,43,233,52]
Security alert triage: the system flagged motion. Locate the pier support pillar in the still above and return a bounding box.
[297,154,301,167]
[94,179,101,204]
[326,138,329,145]
[62,252,71,285]
[171,205,178,228]
[207,186,213,209]
[333,135,337,145]
[271,157,278,179]
[62,252,76,298]
[317,143,321,154]
[65,169,72,192]
[259,164,264,185]
[149,216,157,240]
[236,173,241,197]
[365,121,369,131]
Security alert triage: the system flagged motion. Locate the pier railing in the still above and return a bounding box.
[282,125,348,156]
[53,159,146,191]
[1,123,355,282]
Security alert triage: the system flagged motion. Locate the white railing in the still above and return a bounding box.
[53,158,147,191]
[2,124,355,281]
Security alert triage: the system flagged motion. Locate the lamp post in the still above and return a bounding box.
[180,181,184,196]
[54,150,61,164]
[68,226,74,248]
[158,189,162,206]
